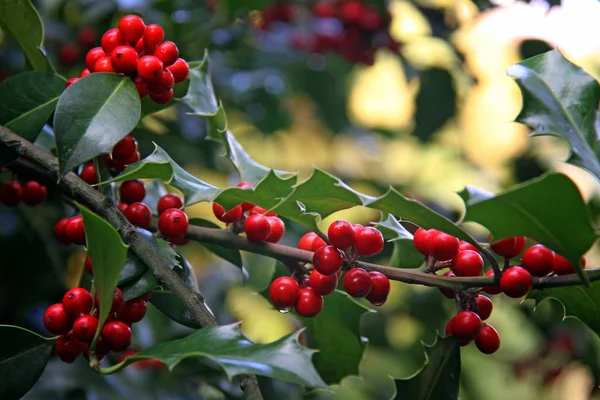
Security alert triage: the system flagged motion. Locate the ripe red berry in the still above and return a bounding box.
[489,235,526,258]
[313,245,344,275]
[327,220,355,250]
[132,75,149,98]
[475,295,493,320]
[167,58,189,83]
[85,47,105,71]
[65,215,86,245]
[298,232,327,252]
[43,303,72,334]
[458,241,478,253]
[137,55,164,81]
[110,45,139,73]
[244,214,271,242]
[354,227,384,256]
[101,28,126,54]
[101,321,132,351]
[483,270,501,295]
[21,181,47,206]
[116,298,147,323]
[248,205,277,216]
[553,254,585,276]
[358,7,382,30]
[308,269,338,296]
[157,193,183,215]
[80,69,91,77]
[213,202,243,223]
[63,287,93,317]
[149,88,173,104]
[295,287,323,318]
[65,77,79,88]
[80,162,98,185]
[124,202,152,228]
[147,68,174,94]
[94,56,115,73]
[158,208,189,239]
[439,271,455,299]
[118,15,146,44]
[475,323,500,354]
[85,256,93,275]
[72,314,99,342]
[154,41,179,66]
[143,24,164,51]
[119,179,146,204]
[269,276,300,310]
[341,0,363,23]
[59,43,80,65]
[0,180,22,206]
[413,228,433,255]
[265,216,285,243]
[451,250,484,277]
[521,244,554,276]
[112,135,137,162]
[450,311,481,342]
[429,231,459,261]
[54,217,71,245]
[500,266,532,298]
[78,26,97,47]
[365,271,391,306]
[343,268,372,298]
[313,1,336,18]
[55,333,83,363]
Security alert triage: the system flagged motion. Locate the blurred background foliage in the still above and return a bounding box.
[2,0,600,399]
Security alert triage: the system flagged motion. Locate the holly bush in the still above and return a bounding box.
[2,1,600,400]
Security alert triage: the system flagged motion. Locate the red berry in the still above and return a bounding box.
[147,68,174,94]
[80,162,98,185]
[265,216,285,243]
[365,271,390,306]
[112,135,137,162]
[429,231,459,261]
[358,6,382,30]
[244,214,271,242]
[123,150,141,165]
[489,235,526,258]
[157,193,183,215]
[21,181,47,206]
[96,287,125,314]
[78,27,97,47]
[149,88,173,104]
[62,287,93,317]
[269,276,300,310]
[413,228,434,255]
[94,56,115,73]
[132,75,149,98]
[124,202,152,228]
[450,311,481,342]
[118,202,129,212]
[54,217,71,245]
[119,179,146,204]
[213,202,243,223]
[439,271,455,299]
[72,314,99,342]
[445,319,471,346]
[65,216,86,245]
[118,15,146,44]
[298,232,327,252]
[313,1,335,18]
[308,269,338,296]
[343,268,372,298]
[327,220,355,250]
[59,43,80,65]
[521,244,554,276]
[143,24,164,51]
[553,254,586,275]
[85,256,93,275]
[458,241,478,253]
[154,41,179,66]
[475,323,500,354]
[451,250,484,277]
[341,0,363,23]
[101,321,132,351]
[500,266,532,298]
[85,47,105,71]
[80,69,91,77]
[0,181,22,206]
[110,45,139,73]
[167,58,189,83]
[475,295,493,320]
[158,208,189,239]
[295,287,323,318]
[65,77,79,88]
[248,205,276,216]
[236,181,255,211]
[101,28,125,54]
[137,55,164,81]
[43,303,72,334]
[56,333,83,363]
[116,298,147,323]
[354,227,384,256]
[313,245,344,275]
[483,270,501,295]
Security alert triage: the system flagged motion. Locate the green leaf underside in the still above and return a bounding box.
[460,172,599,284]
[189,218,243,268]
[301,291,371,384]
[507,49,600,181]
[54,73,141,176]
[0,325,53,400]
[105,322,327,388]
[121,269,158,301]
[0,72,65,143]
[394,336,461,400]
[0,0,54,72]
[149,290,203,329]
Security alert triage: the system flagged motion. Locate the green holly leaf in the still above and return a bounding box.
[507,49,600,180]
[149,290,204,329]
[101,322,327,388]
[54,73,141,177]
[0,72,65,143]
[116,251,149,287]
[393,336,461,400]
[0,0,54,72]
[375,215,424,269]
[301,291,372,384]
[460,173,599,285]
[121,269,158,301]
[0,325,53,400]
[189,218,243,268]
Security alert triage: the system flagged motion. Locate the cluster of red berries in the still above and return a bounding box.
[255,0,400,65]
[43,286,154,364]
[79,135,141,179]
[0,178,47,207]
[212,182,286,243]
[269,220,390,318]
[66,15,190,105]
